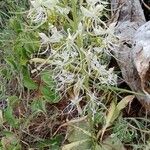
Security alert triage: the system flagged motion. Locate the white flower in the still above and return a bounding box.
[93,47,103,53]
[83,91,103,120]
[94,23,115,36]
[107,68,117,85]
[28,0,58,24]
[28,7,47,23]
[29,0,71,24]
[78,22,84,35]
[30,0,58,9]
[81,6,93,18]
[30,0,41,8]
[70,51,78,57]
[56,6,70,15]
[82,48,92,61]
[86,0,108,6]
[70,95,83,115]
[98,67,117,85]
[39,33,50,44]
[66,28,78,43]
[107,23,116,35]
[63,29,79,53]
[73,77,84,95]
[94,26,106,35]
[42,0,58,9]
[52,60,64,68]
[56,71,75,89]
[39,27,63,44]
[49,27,63,43]
[86,0,98,5]
[81,4,104,18]
[91,55,101,69]
[61,51,70,62]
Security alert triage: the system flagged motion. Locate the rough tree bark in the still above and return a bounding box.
[111,0,150,108]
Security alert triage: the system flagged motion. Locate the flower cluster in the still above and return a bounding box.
[28,0,117,113]
[28,0,70,25]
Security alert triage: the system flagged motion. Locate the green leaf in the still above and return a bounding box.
[9,17,22,34]
[31,99,46,113]
[0,110,3,126]
[40,71,60,103]
[23,32,40,54]
[113,119,136,143]
[62,139,90,150]
[23,76,38,90]
[65,120,93,150]
[5,58,18,71]
[1,132,21,150]
[36,135,63,149]
[7,96,19,107]
[40,85,60,103]
[3,107,18,128]
[41,71,54,86]
[100,101,116,139]
[101,136,126,150]
[117,95,135,111]
[100,95,135,140]
[13,43,29,66]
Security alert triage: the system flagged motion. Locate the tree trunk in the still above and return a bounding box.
[111,0,150,109]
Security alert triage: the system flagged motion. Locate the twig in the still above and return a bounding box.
[141,0,150,10]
